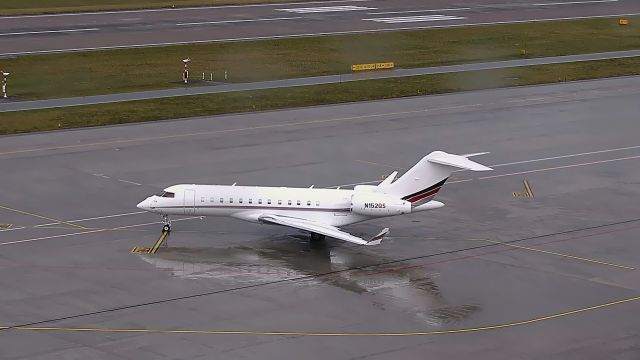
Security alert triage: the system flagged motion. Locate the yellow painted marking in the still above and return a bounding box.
[356,159,406,170]
[149,231,169,254]
[513,180,534,198]
[131,246,152,254]
[523,180,534,197]
[0,204,87,230]
[0,224,12,229]
[2,295,639,336]
[479,238,635,270]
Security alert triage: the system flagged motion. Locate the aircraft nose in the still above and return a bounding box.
[137,198,150,211]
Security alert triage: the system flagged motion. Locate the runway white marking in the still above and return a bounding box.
[532,0,619,6]
[489,144,640,168]
[335,145,640,187]
[364,15,466,23]
[0,217,201,247]
[478,154,640,180]
[368,8,471,15]
[0,28,99,37]
[176,17,302,26]
[0,211,148,232]
[0,0,372,19]
[7,12,639,57]
[277,5,375,13]
[117,179,143,186]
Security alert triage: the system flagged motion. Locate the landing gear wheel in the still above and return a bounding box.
[161,215,171,233]
[310,232,325,242]
[162,224,171,232]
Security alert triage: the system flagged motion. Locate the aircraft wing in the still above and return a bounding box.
[258,214,388,246]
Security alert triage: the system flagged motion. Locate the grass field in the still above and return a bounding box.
[0,16,638,101]
[0,0,305,15]
[1,57,638,135]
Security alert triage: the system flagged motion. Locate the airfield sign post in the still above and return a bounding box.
[182,58,190,84]
[2,72,9,98]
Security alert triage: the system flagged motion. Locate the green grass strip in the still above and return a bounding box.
[0,0,306,15]
[0,16,638,100]
[1,58,638,135]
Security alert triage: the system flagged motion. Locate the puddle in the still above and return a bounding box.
[137,235,481,325]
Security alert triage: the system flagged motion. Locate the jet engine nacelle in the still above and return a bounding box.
[351,191,411,216]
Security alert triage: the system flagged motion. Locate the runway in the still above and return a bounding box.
[1,77,640,359]
[1,0,638,55]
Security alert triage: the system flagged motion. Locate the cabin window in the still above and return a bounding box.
[307,200,311,206]
[160,192,175,198]
[210,197,215,203]
[267,199,271,204]
[201,197,205,203]
[288,200,292,205]
[229,198,234,203]
[220,197,224,203]
[297,200,301,206]
[258,199,263,204]
[249,199,253,204]
[278,200,282,205]
[239,198,243,204]
[316,201,320,206]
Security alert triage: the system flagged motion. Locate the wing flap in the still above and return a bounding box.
[258,215,387,246]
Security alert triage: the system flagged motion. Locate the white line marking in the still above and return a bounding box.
[0,217,201,247]
[532,0,619,6]
[6,12,639,57]
[490,144,640,168]
[177,16,302,26]
[368,8,471,15]
[339,145,640,187]
[0,28,98,36]
[1,211,148,231]
[364,15,466,23]
[117,179,143,186]
[0,0,371,18]
[277,5,374,13]
[478,155,640,180]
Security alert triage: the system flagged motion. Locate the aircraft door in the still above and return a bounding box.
[184,189,196,215]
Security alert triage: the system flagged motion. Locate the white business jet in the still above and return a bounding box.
[137,151,491,246]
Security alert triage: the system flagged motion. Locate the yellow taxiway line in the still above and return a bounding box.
[0,203,88,230]
[477,238,635,270]
[2,295,639,337]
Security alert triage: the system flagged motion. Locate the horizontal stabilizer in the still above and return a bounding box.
[366,228,389,246]
[412,200,445,212]
[426,151,492,171]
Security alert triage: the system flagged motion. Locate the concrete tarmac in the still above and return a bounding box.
[1,77,640,359]
[1,0,639,55]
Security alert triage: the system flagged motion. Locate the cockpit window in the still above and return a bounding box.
[160,191,175,198]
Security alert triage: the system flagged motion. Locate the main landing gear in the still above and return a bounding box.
[162,215,171,233]
[310,232,325,242]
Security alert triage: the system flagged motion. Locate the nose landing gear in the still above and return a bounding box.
[162,215,171,233]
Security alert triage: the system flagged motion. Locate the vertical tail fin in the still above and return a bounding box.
[380,151,492,205]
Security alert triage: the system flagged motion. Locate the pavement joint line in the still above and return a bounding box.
[4,217,639,329]
[477,238,634,270]
[0,203,88,230]
[1,294,638,336]
[0,107,450,157]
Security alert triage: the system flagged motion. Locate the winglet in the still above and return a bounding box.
[365,228,389,246]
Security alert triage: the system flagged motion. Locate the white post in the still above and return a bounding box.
[202,72,205,80]
[224,71,228,80]
[210,73,213,81]
[182,58,190,84]
[1,72,8,99]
